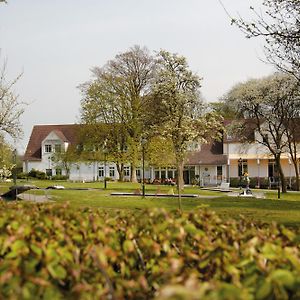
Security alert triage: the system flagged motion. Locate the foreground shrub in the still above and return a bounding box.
[0,202,300,299]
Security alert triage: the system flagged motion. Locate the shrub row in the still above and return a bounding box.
[0,203,300,299]
[17,170,68,181]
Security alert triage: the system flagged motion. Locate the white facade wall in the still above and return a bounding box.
[226,142,270,157]
[23,129,300,184]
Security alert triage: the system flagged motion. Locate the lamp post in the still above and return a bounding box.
[13,148,17,186]
[104,149,107,189]
[103,140,108,189]
[238,158,242,189]
[288,157,292,190]
[141,138,147,198]
[227,158,230,184]
[276,148,281,199]
[257,158,260,189]
[48,156,52,179]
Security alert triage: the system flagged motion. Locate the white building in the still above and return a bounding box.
[23,124,299,187]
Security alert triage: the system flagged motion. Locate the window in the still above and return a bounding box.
[109,166,115,177]
[263,134,269,144]
[217,166,223,176]
[46,169,52,177]
[55,144,62,153]
[56,169,62,176]
[124,166,130,176]
[98,166,104,177]
[154,170,159,179]
[238,159,248,177]
[136,169,141,177]
[45,144,52,153]
[168,170,174,179]
[268,159,277,178]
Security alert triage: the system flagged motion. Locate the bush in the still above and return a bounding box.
[230,177,241,188]
[27,169,47,180]
[0,203,300,299]
[17,172,28,179]
[230,177,270,189]
[51,175,68,181]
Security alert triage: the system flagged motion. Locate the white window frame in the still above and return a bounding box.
[98,166,104,177]
[109,166,115,177]
[124,166,130,177]
[45,144,52,153]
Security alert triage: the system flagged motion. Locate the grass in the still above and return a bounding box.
[1,179,300,226]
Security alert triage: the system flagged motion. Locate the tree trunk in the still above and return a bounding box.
[116,163,124,182]
[130,163,138,183]
[177,159,184,191]
[292,159,300,191]
[176,159,184,212]
[276,156,287,193]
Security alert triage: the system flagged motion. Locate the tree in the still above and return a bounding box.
[231,0,300,80]
[147,136,176,169]
[79,123,130,182]
[209,101,237,119]
[0,58,24,139]
[79,45,156,182]
[0,135,13,180]
[51,145,79,178]
[223,73,300,193]
[149,50,223,209]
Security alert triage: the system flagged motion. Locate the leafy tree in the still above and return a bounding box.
[0,135,13,180]
[280,82,300,191]
[147,136,176,169]
[231,0,300,80]
[223,73,300,193]
[79,123,130,181]
[51,145,79,178]
[79,46,155,182]
[149,50,223,208]
[0,59,24,139]
[209,101,237,119]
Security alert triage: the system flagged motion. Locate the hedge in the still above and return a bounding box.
[0,202,300,299]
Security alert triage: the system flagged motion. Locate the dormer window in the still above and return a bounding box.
[45,144,52,153]
[55,144,62,153]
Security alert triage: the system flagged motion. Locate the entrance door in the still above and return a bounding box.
[183,167,195,184]
[183,170,190,184]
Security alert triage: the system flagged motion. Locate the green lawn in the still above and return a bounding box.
[1,180,300,226]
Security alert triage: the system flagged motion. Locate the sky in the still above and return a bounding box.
[0,0,275,153]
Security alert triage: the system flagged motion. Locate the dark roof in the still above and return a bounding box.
[23,124,81,161]
[223,119,256,143]
[186,141,227,165]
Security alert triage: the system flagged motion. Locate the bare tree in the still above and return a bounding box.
[0,59,24,139]
[230,0,300,80]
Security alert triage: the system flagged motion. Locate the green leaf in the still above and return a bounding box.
[30,244,42,257]
[256,280,272,300]
[123,240,135,253]
[270,269,295,290]
[47,264,67,280]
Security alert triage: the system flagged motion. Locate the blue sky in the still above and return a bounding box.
[0,0,274,152]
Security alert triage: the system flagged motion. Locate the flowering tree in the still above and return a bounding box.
[232,0,300,80]
[0,58,24,139]
[150,50,223,208]
[223,73,300,193]
[0,135,13,181]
